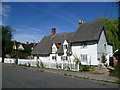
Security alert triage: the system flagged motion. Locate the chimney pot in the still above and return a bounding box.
[26,42,29,44]
[78,20,83,27]
[52,28,56,36]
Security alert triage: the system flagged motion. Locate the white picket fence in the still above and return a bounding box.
[0,58,79,71]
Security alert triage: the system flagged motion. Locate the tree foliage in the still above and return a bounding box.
[2,25,14,54]
[1,25,15,62]
[10,50,29,59]
[101,54,107,63]
[93,17,120,51]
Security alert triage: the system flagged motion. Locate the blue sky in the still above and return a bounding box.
[2,2,118,43]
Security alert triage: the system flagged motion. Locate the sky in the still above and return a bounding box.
[2,2,119,43]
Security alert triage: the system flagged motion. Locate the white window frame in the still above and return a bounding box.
[61,56,68,61]
[52,47,56,52]
[81,42,87,48]
[63,45,67,49]
[80,54,88,62]
[52,56,57,60]
[104,43,106,49]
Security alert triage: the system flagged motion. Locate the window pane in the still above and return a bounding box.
[81,54,87,62]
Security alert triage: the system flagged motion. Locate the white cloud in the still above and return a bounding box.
[1,4,11,17]
[13,27,43,43]
[26,4,77,27]
[13,33,43,43]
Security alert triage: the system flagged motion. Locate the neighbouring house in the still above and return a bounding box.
[13,41,37,59]
[13,41,37,50]
[31,20,113,66]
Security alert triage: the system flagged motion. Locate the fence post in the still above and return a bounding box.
[77,63,79,71]
[62,62,63,69]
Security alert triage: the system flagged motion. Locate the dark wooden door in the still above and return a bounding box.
[109,57,113,67]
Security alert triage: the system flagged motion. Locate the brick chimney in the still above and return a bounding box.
[52,28,56,36]
[78,20,83,27]
[26,42,29,44]
[13,40,17,50]
[14,40,16,45]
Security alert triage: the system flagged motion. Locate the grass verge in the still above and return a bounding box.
[73,75,119,84]
[64,73,72,77]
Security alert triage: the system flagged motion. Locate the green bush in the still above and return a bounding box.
[28,62,31,67]
[58,64,61,69]
[79,64,90,72]
[67,66,70,71]
[73,54,80,64]
[18,63,27,67]
[56,64,59,69]
[10,50,29,59]
[36,61,40,68]
[40,62,45,68]
[14,58,18,65]
[101,54,107,63]
[110,63,120,77]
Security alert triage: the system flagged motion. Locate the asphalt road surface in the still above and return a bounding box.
[2,64,119,88]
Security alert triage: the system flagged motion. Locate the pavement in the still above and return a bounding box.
[5,63,119,83]
[2,63,119,88]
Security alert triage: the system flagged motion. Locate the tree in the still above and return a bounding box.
[0,26,2,57]
[1,25,14,63]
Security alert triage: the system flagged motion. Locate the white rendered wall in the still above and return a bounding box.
[71,41,99,65]
[97,30,107,61]
[97,30,113,65]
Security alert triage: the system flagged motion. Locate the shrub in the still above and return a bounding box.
[56,64,59,69]
[73,54,80,64]
[79,64,90,72]
[18,63,27,67]
[14,58,18,65]
[39,70,44,72]
[10,50,29,59]
[36,61,40,68]
[40,62,44,68]
[110,63,120,77]
[101,54,107,63]
[67,66,70,71]
[24,63,28,67]
[18,63,22,66]
[83,65,90,71]
[58,64,61,69]
[28,62,31,67]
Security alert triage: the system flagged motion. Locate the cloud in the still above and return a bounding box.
[1,4,11,17]
[26,4,77,27]
[13,33,43,43]
[13,27,43,43]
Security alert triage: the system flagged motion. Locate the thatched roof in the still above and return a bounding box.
[31,20,105,55]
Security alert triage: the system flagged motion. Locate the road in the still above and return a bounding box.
[2,64,119,88]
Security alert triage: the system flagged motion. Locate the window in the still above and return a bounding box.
[104,44,106,49]
[63,45,67,49]
[81,54,87,62]
[61,56,68,61]
[81,42,87,48]
[52,47,56,51]
[52,56,56,60]
[37,56,39,59]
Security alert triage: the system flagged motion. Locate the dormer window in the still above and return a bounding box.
[52,44,57,53]
[81,42,87,48]
[104,44,106,49]
[52,47,56,52]
[63,45,67,49]
[61,56,68,61]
